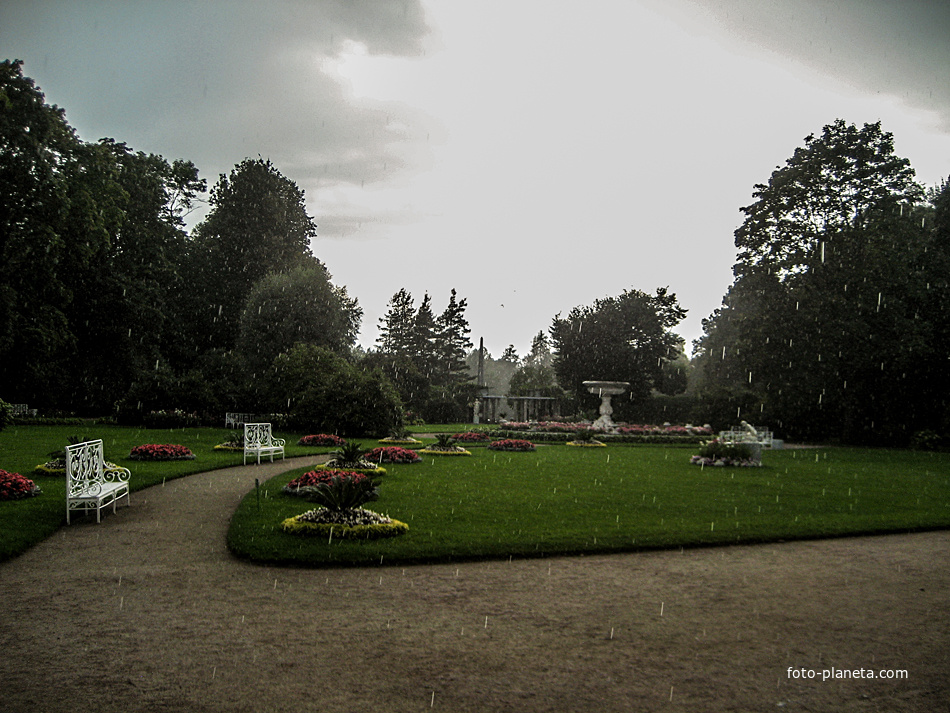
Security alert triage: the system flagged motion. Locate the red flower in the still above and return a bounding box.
[452,432,490,442]
[0,469,40,500]
[129,444,194,460]
[488,439,536,452]
[363,447,421,464]
[298,434,346,447]
[286,469,371,490]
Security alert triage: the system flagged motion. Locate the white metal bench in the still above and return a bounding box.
[11,403,37,417]
[226,412,257,428]
[243,423,285,465]
[66,439,131,524]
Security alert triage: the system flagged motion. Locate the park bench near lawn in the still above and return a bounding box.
[243,423,285,465]
[66,439,131,524]
[226,412,258,428]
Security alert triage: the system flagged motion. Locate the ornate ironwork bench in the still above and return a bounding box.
[66,439,131,524]
[243,423,286,465]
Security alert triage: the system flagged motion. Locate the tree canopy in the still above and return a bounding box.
[237,265,361,375]
[550,287,687,410]
[695,119,948,444]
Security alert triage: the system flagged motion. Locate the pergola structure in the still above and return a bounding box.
[474,394,560,424]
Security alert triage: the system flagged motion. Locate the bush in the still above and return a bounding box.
[0,470,41,500]
[143,410,201,429]
[0,399,13,432]
[911,430,946,451]
[269,345,403,437]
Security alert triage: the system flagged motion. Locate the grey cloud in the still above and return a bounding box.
[684,0,950,131]
[0,0,434,215]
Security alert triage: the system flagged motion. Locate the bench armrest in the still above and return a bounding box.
[103,466,131,483]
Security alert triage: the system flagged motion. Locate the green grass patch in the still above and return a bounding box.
[227,445,950,567]
[0,424,323,561]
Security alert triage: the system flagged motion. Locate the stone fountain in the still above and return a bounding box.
[582,380,629,432]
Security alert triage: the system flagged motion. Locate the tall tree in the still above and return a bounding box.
[551,287,687,407]
[376,288,416,358]
[61,139,204,410]
[237,264,361,374]
[696,119,943,443]
[734,119,923,280]
[178,158,318,354]
[434,288,473,387]
[409,293,439,378]
[0,60,80,404]
[510,331,559,397]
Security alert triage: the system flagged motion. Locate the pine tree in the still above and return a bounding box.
[410,293,439,378]
[436,289,473,386]
[376,288,416,358]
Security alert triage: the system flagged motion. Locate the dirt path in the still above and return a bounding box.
[1,457,948,712]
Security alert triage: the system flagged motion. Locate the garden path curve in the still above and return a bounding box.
[1,456,948,713]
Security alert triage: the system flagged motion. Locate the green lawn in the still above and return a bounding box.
[227,443,950,567]
[0,424,338,561]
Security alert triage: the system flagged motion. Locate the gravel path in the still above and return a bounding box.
[1,457,948,712]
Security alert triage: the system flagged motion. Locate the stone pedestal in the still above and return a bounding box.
[582,380,630,432]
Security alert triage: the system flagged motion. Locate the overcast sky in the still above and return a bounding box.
[3,0,949,358]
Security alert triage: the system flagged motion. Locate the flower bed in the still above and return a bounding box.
[128,444,196,461]
[280,508,409,539]
[298,434,346,447]
[0,469,41,500]
[283,469,378,498]
[311,463,387,477]
[418,447,472,456]
[212,442,243,452]
[487,439,536,452]
[566,440,607,447]
[363,447,421,464]
[452,431,491,443]
[34,459,121,476]
[378,436,424,445]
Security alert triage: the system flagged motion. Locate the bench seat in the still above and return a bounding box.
[66,440,131,524]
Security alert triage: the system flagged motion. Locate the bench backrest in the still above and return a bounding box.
[244,423,275,448]
[226,412,257,428]
[66,439,105,496]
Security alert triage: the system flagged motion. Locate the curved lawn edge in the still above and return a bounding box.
[226,446,950,569]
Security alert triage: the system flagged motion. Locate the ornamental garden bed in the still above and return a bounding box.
[279,469,408,540]
[129,444,196,461]
[298,434,346,448]
[453,432,491,444]
[0,470,41,501]
[487,439,536,452]
[363,447,422,464]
